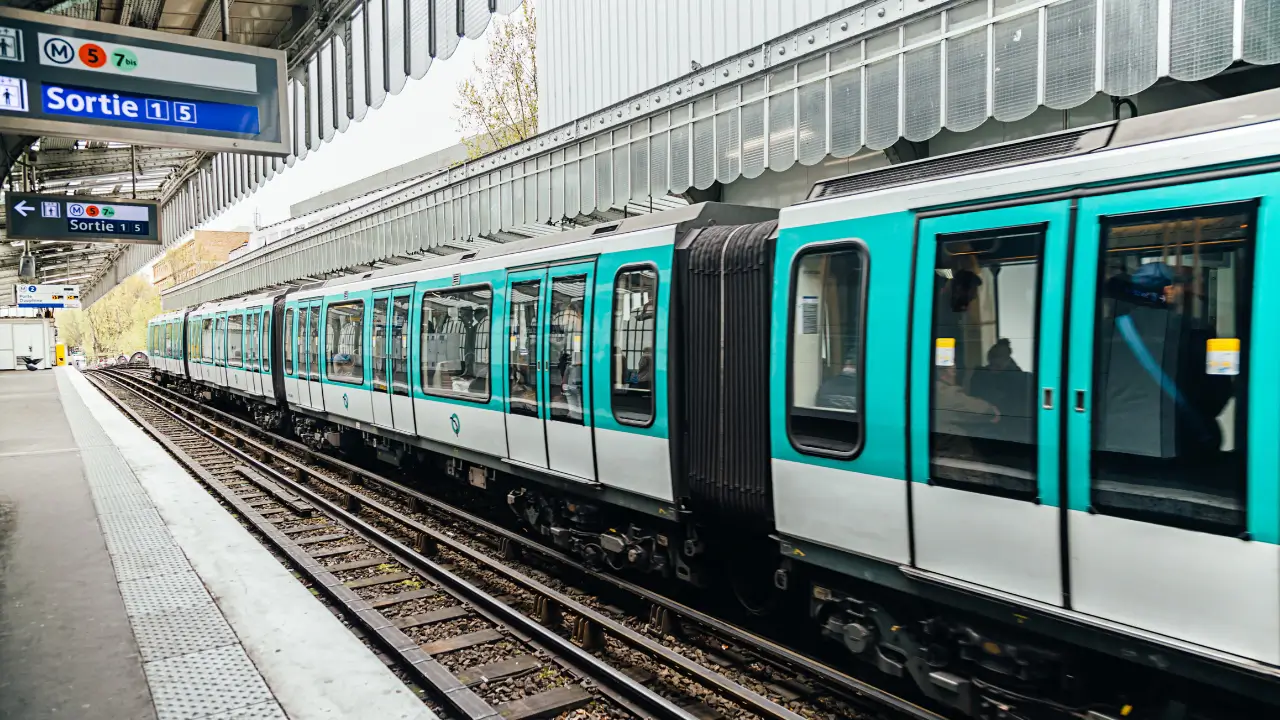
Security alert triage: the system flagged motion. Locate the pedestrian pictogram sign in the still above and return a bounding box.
[0,75,28,113]
[0,27,21,62]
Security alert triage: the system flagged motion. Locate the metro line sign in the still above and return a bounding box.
[5,191,159,244]
[0,7,288,156]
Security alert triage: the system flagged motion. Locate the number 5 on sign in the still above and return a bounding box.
[174,102,196,124]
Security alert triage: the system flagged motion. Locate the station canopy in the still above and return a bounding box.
[0,0,523,304]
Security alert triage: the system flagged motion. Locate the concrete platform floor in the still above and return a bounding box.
[0,369,156,719]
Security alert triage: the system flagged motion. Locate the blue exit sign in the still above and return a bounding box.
[42,84,260,134]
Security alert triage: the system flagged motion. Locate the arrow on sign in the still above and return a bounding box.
[13,200,32,217]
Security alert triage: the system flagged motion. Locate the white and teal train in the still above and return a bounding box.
[149,88,1280,717]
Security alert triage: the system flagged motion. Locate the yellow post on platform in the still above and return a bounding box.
[55,343,66,366]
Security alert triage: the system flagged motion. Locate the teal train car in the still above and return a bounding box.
[148,88,1280,717]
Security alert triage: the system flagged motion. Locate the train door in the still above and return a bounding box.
[261,309,273,398]
[305,300,326,411]
[1064,177,1279,664]
[370,291,394,428]
[296,305,314,408]
[505,269,547,467]
[389,290,415,434]
[227,312,246,392]
[284,306,300,404]
[246,311,262,396]
[196,315,212,383]
[213,312,228,387]
[908,202,1071,605]
[503,262,598,482]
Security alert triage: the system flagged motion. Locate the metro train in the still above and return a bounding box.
[148,89,1280,717]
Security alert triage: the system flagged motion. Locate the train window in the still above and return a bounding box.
[372,297,389,391]
[421,287,491,402]
[202,318,214,362]
[214,318,226,366]
[788,245,868,457]
[228,314,244,368]
[549,275,588,425]
[263,312,271,369]
[929,226,1043,501]
[612,267,657,426]
[1091,203,1253,535]
[164,324,172,358]
[507,281,540,416]
[307,306,320,381]
[284,309,295,374]
[247,313,260,371]
[391,295,410,396]
[325,301,365,386]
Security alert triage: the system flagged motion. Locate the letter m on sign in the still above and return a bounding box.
[43,39,73,63]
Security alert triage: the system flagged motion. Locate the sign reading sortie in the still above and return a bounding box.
[0,7,287,155]
[5,191,160,244]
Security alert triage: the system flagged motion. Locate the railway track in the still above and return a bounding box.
[89,367,946,720]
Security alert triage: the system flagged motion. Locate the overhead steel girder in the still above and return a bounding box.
[119,0,163,29]
[35,147,191,180]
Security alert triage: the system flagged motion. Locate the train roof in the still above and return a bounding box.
[295,202,777,294]
[802,86,1280,205]
[189,292,279,315]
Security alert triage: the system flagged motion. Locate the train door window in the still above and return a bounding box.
[549,275,587,424]
[325,301,365,385]
[507,281,541,416]
[1091,204,1253,535]
[248,313,260,371]
[202,319,214,362]
[214,318,225,366]
[372,297,389,391]
[929,226,1043,500]
[788,246,868,456]
[228,314,244,368]
[284,309,295,375]
[262,312,271,369]
[391,295,410,396]
[612,267,657,425]
[307,306,320,381]
[421,287,491,401]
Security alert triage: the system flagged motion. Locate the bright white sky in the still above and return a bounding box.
[208,37,488,230]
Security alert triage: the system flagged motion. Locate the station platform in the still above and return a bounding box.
[0,367,436,720]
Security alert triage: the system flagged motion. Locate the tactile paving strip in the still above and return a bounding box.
[56,372,285,720]
[145,645,276,719]
[132,604,239,662]
[119,570,214,617]
[110,544,194,583]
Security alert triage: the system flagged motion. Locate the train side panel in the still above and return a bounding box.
[590,239,674,503]
[768,211,914,564]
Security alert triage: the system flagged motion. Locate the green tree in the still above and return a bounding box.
[454,1,538,160]
[82,275,162,358]
[55,308,95,358]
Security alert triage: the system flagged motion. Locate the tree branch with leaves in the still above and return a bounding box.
[454,2,538,160]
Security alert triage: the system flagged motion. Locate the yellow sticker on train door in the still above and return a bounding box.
[935,337,956,367]
[1206,338,1240,376]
